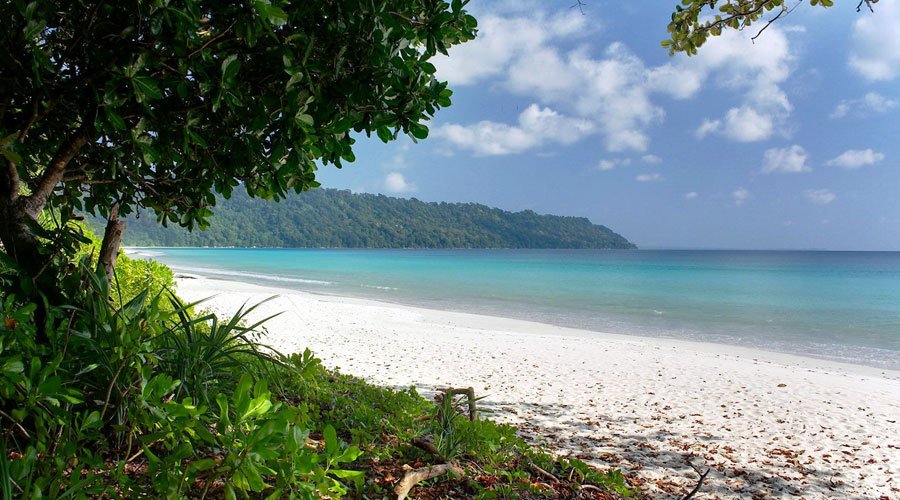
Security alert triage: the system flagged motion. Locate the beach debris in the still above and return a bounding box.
[681,464,712,500]
[441,386,479,421]
[394,462,465,500]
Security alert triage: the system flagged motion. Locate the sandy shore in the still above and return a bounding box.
[176,275,900,498]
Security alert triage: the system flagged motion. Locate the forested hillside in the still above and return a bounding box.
[115,188,636,249]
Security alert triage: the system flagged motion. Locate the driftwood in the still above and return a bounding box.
[443,387,477,421]
[530,462,559,483]
[681,466,711,500]
[394,462,465,500]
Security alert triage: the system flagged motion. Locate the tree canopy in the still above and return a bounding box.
[108,188,637,249]
[663,0,871,55]
[0,0,476,282]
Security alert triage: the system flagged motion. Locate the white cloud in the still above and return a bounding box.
[383,172,417,193]
[761,145,811,174]
[804,189,836,205]
[830,92,898,118]
[695,119,721,139]
[646,63,704,99]
[641,154,662,164]
[684,28,794,142]
[720,106,775,142]
[684,191,698,200]
[511,43,665,152]
[826,148,885,169]
[636,173,663,182]
[849,2,900,80]
[435,6,796,154]
[733,188,751,206]
[597,158,632,171]
[433,12,673,154]
[432,13,586,85]
[435,104,594,156]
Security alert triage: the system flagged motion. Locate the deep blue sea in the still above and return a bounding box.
[137,248,900,371]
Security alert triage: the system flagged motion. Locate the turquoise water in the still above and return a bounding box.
[138,248,900,370]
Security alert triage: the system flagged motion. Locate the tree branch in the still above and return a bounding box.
[186,21,237,59]
[22,126,91,218]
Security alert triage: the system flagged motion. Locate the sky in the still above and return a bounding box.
[317,0,900,250]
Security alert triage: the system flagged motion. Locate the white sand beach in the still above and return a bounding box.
[176,275,900,499]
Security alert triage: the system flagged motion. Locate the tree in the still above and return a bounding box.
[0,0,476,291]
[663,0,877,55]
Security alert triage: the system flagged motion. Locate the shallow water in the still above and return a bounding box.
[137,248,900,370]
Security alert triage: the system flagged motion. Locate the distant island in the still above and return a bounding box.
[111,188,636,249]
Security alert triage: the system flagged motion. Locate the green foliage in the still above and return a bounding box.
[157,294,282,406]
[664,0,855,55]
[1,0,476,230]
[2,237,635,498]
[0,262,366,497]
[110,187,637,249]
[111,256,175,308]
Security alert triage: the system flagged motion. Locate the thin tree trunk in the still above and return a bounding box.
[0,156,45,278]
[97,203,125,281]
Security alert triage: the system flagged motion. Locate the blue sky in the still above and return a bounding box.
[318,0,900,250]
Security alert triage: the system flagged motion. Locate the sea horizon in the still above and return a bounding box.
[128,245,900,253]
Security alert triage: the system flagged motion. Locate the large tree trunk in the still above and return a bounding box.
[0,157,56,343]
[1,127,91,342]
[97,204,125,281]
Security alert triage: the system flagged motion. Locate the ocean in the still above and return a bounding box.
[135,248,900,371]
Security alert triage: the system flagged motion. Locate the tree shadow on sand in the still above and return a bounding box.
[473,398,875,500]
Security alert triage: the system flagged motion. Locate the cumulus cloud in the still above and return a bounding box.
[804,189,836,205]
[695,106,777,142]
[826,148,885,169]
[383,172,417,193]
[508,43,665,152]
[849,2,900,80]
[434,5,798,154]
[435,104,594,156]
[733,188,751,206]
[761,145,811,174]
[432,12,585,85]
[684,191,698,200]
[636,173,663,182]
[641,154,662,164]
[685,28,794,142]
[432,11,684,154]
[830,92,898,118]
[597,158,632,171]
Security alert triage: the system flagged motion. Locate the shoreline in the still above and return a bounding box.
[176,275,900,498]
[128,247,900,374]
[178,274,900,381]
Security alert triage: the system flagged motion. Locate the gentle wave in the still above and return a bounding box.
[360,284,400,291]
[170,265,333,286]
[125,248,164,258]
